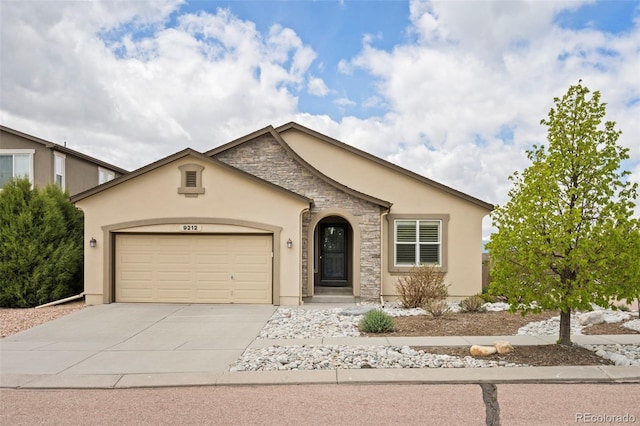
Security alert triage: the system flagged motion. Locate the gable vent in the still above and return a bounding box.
[185,171,197,187]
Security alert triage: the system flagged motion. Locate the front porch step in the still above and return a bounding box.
[302,295,359,304]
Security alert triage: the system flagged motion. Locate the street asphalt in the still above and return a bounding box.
[1,303,639,389]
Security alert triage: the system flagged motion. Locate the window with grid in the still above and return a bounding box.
[0,150,34,187]
[394,220,441,266]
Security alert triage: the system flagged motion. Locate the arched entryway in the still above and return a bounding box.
[314,216,353,295]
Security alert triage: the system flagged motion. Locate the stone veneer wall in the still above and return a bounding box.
[214,135,383,300]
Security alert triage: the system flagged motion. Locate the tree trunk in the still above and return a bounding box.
[558,308,572,345]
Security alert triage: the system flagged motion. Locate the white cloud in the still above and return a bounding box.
[1,0,638,237]
[338,0,640,215]
[334,97,356,107]
[307,76,329,96]
[0,4,321,169]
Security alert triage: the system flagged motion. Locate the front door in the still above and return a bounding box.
[320,224,348,285]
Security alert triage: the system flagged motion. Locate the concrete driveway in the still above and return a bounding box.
[0,303,276,388]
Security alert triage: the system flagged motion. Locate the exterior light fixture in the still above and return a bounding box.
[287,238,293,249]
[90,238,97,248]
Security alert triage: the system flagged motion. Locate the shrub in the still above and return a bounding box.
[425,300,451,318]
[459,295,487,313]
[478,292,497,304]
[613,304,630,312]
[0,179,84,308]
[359,310,394,333]
[396,265,448,309]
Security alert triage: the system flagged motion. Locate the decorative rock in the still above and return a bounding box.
[493,340,513,354]
[339,305,377,316]
[579,311,604,326]
[248,304,638,371]
[470,345,497,356]
[622,319,640,332]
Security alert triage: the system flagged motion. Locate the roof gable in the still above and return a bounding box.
[207,126,392,209]
[70,148,312,205]
[276,122,494,211]
[1,125,128,175]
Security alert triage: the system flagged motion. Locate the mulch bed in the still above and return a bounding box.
[412,345,614,366]
[361,310,638,367]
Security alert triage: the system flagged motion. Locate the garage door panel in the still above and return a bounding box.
[116,234,272,303]
[157,288,192,301]
[119,287,154,301]
[195,254,230,265]
[234,290,270,303]
[158,254,190,264]
[120,271,153,281]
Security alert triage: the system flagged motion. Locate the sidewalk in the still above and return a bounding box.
[1,303,638,390]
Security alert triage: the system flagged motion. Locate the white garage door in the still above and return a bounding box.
[115,234,272,303]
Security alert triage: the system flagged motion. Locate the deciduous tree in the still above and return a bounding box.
[487,82,640,345]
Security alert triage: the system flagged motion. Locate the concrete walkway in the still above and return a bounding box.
[1,303,638,389]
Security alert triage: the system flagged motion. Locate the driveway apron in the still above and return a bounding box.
[0,303,276,382]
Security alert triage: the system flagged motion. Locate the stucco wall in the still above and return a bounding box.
[214,136,385,300]
[1,129,123,195]
[281,128,491,299]
[75,155,308,305]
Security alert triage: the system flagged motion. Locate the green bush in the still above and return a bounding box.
[359,310,394,333]
[613,304,630,312]
[396,265,449,309]
[459,295,487,313]
[0,179,84,308]
[478,292,497,304]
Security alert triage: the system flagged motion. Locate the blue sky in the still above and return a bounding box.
[1,0,639,239]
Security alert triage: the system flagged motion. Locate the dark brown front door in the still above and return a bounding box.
[320,224,348,285]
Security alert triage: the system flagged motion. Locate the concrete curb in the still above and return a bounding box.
[2,365,638,390]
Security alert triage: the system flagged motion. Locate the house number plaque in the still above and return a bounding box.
[180,224,203,232]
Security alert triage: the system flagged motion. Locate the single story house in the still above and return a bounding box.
[71,123,493,305]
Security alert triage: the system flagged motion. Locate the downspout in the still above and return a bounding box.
[380,207,391,307]
[36,293,85,309]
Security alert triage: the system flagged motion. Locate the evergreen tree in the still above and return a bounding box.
[0,178,84,307]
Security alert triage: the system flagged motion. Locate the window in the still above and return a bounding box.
[178,163,204,197]
[98,167,115,184]
[387,214,449,273]
[54,152,65,188]
[395,220,441,266]
[0,149,35,187]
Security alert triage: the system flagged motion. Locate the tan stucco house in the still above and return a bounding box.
[71,123,493,306]
[1,125,128,195]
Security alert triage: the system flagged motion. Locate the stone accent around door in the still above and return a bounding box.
[214,135,384,300]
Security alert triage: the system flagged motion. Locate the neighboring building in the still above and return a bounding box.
[0,125,128,195]
[71,122,493,306]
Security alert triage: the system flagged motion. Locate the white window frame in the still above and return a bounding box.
[387,214,449,273]
[98,167,115,184]
[54,151,66,188]
[394,219,442,267]
[0,149,35,187]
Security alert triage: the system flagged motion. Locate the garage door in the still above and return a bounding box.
[115,234,272,303]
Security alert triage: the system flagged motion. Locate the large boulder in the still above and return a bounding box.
[579,311,605,326]
[470,345,497,356]
[493,340,513,354]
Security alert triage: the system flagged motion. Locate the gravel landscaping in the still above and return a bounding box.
[0,300,86,338]
[2,299,638,370]
[237,302,640,371]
